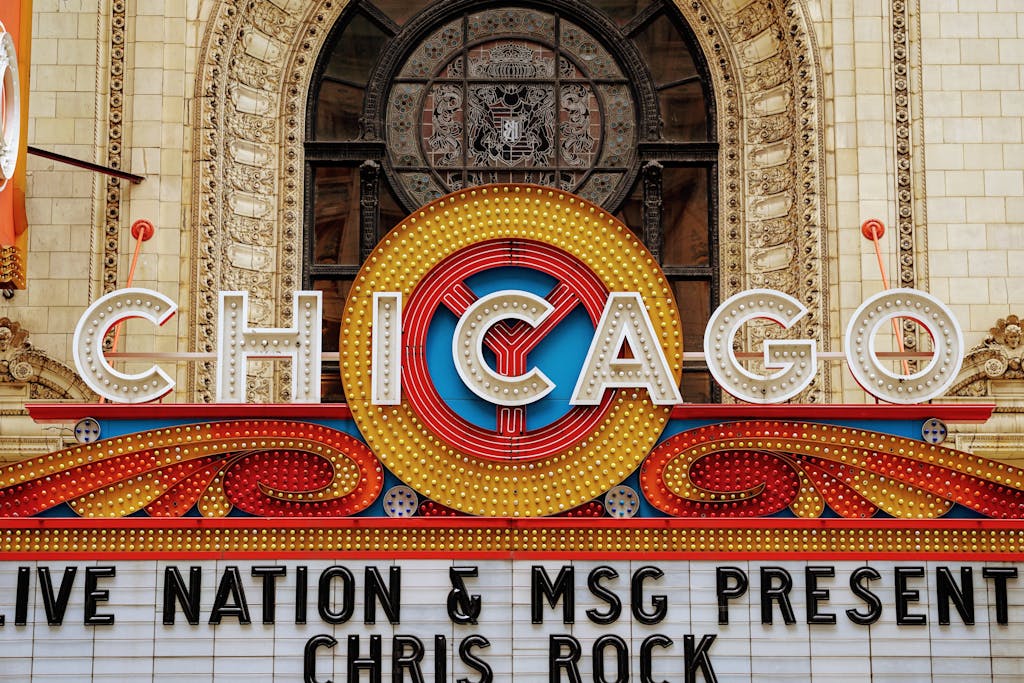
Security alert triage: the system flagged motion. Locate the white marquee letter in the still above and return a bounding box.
[217,291,322,403]
[845,288,963,404]
[72,288,177,403]
[704,289,817,404]
[452,290,555,406]
[372,292,402,405]
[571,292,682,406]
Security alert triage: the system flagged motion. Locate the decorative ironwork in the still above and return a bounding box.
[467,83,556,167]
[358,160,381,262]
[560,84,596,167]
[642,161,663,263]
[426,84,462,166]
[384,14,636,208]
[468,42,554,78]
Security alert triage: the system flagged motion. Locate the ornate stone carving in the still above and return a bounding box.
[950,316,1024,397]
[0,319,96,402]
[678,0,828,402]
[892,0,921,363]
[191,0,308,400]
[989,315,1023,351]
[101,0,128,306]
[191,0,830,403]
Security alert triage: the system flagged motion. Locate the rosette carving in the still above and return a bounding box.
[950,314,1024,395]
[0,318,95,401]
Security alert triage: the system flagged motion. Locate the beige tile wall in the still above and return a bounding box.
[20,0,103,360]
[921,1,1024,343]
[18,0,205,400]
[822,0,1023,401]
[828,0,906,401]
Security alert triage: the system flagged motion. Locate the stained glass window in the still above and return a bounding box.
[384,10,636,207]
[306,0,718,401]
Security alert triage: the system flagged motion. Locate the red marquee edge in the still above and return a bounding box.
[25,402,998,423]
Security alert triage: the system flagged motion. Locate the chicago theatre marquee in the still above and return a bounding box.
[3,1,1024,682]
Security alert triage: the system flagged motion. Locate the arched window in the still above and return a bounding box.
[306,0,717,401]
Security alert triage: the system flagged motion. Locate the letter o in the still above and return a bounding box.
[844,289,963,404]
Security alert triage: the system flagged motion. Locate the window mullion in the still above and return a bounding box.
[641,160,663,262]
[359,160,382,262]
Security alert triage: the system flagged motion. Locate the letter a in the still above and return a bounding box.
[571,293,681,405]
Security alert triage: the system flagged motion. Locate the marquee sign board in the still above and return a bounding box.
[1,559,1022,682]
[3,185,1023,681]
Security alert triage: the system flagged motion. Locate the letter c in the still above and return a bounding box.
[72,288,177,403]
[452,290,555,406]
[304,634,337,683]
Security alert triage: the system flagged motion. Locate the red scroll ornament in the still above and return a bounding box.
[640,421,1024,519]
[0,421,383,517]
[6,419,1024,520]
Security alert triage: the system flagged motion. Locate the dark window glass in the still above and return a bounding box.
[672,280,710,355]
[662,167,709,266]
[586,0,655,25]
[659,81,707,140]
[379,181,406,235]
[324,12,389,84]
[633,11,697,85]
[670,242,712,404]
[680,368,712,403]
[315,278,353,355]
[306,0,719,402]
[314,11,392,139]
[365,0,435,27]
[614,178,643,236]
[316,82,365,139]
[313,167,361,266]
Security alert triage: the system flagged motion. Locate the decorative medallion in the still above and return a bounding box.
[952,313,1024,395]
[0,318,96,402]
[386,10,633,209]
[339,184,682,517]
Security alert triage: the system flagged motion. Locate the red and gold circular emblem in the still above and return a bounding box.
[340,184,682,516]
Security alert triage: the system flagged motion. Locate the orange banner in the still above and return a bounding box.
[0,0,30,290]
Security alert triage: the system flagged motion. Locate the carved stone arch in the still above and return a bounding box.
[190,0,829,402]
[670,0,829,400]
[0,319,96,402]
[949,315,1024,398]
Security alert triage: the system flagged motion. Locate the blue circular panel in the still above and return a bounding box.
[423,266,595,431]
